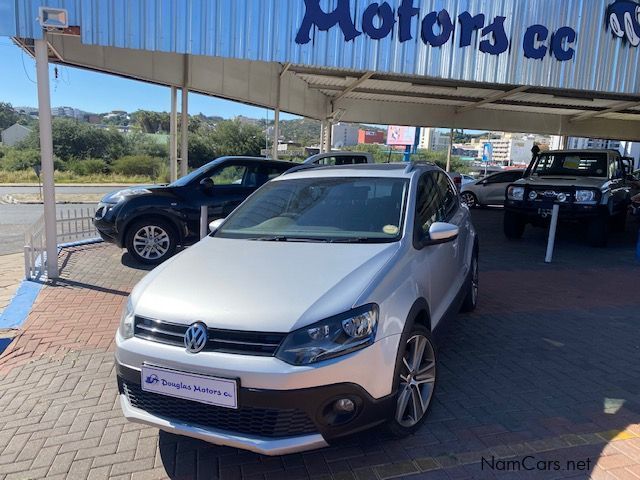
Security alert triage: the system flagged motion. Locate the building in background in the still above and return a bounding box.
[418,128,449,151]
[358,129,385,144]
[487,134,534,166]
[1,123,32,146]
[550,136,622,151]
[332,123,359,148]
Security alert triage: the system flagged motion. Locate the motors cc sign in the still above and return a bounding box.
[296,0,579,61]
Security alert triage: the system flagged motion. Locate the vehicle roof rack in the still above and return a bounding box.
[404,160,437,173]
[282,163,321,175]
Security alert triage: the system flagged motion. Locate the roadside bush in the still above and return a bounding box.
[0,148,41,171]
[111,155,163,177]
[66,158,109,176]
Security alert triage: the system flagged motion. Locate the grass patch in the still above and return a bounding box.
[0,169,159,184]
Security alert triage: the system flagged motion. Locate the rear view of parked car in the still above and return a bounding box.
[94,156,296,264]
[460,170,524,207]
[116,162,479,455]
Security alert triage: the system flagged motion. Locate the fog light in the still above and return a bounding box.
[334,398,355,413]
[528,191,538,200]
[557,193,567,202]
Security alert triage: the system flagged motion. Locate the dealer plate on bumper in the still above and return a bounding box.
[141,364,238,409]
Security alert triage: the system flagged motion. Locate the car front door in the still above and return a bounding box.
[480,171,522,205]
[413,172,462,327]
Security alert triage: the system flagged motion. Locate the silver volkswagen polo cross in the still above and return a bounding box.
[116,162,479,455]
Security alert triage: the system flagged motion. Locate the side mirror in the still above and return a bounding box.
[422,222,459,246]
[200,177,214,195]
[209,218,225,233]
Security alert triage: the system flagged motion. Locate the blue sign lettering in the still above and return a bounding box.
[458,12,485,48]
[362,2,396,40]
[523,25,549,59]
[421,10,453,47]
[295,0,577,62]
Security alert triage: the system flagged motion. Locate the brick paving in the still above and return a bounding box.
[0,253,24,315]
[0,210,639,479]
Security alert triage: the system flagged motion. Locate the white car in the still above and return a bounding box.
[116,162,479,455]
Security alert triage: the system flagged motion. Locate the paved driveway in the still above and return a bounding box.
[0,210,638,480]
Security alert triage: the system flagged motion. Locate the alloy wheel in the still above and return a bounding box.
[395,334,436,428]
[132,225,171,260]
[461,192,476,207]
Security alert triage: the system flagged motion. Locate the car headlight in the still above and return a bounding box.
[574,190,597,204]
[276,305,378,365]
[119,297,135,339]
[507,186,525,201]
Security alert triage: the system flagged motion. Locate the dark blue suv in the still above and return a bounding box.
[94,156,296,264]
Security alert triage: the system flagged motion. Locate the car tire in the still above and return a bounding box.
[125,218,178,265]
[503,211,526,239]
[460,252,479,313]
[386,325,437,437]
[587,215,609,247]
[460,192,479,208]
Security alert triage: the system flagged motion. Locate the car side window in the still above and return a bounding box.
[210,165,247,186]
[265,165,288,180]
[485,173,506,184]
[435,172,458,220]
[414,173,441,236]
[504,171,523,182]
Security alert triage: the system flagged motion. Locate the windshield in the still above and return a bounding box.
[532,153,608,177]
[215,177,409,243]
[169,162,214,187]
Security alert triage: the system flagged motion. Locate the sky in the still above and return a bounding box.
[0,37,298,120]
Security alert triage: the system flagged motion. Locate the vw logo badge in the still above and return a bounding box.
[184,323,208,353]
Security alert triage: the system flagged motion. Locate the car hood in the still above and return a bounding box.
[100,184,168,203]
[515,176,605,189]
[131,237,400,333]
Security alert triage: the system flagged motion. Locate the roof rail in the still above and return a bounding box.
[404,160,437,173]
[282,163,320,175]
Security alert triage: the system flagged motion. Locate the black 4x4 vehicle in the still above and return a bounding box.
[504,149,633,247]
[94,156,296,264]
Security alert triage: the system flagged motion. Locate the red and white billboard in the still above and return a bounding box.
[387,126,416,146]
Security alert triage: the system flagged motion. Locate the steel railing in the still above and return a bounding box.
[24,206,99,280]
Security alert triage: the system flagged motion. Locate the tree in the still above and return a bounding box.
[132,110,170,133]
[210,120,264,157]
[0,102,18,130]
[19,118,130,161]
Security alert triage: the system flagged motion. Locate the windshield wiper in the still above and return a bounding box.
[251,236,329,243]
[328,237,376,243]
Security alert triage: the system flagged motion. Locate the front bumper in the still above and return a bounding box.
[505,200,606,220]
[117,362,396,455]
[115,332,400,454]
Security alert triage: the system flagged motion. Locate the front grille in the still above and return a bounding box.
[134,316,286,356]
[121,380,317,438]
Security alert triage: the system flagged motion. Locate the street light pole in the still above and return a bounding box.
[34,34,59,279]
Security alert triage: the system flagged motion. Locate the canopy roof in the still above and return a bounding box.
[6,0,640,139]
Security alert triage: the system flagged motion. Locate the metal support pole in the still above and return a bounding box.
[544,204,560,263]
[169,86,178,182]
[272,107,280,160]
[559,135,569,150]
[35,36,59,279]
[445,128,453,172]
[200,205,208,239]
[180,56,189,177]
[319,121,326,153]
